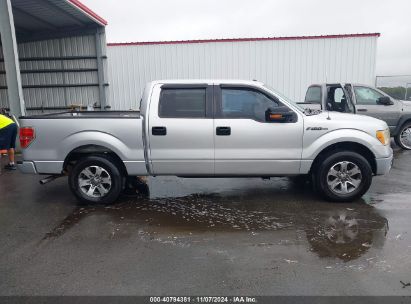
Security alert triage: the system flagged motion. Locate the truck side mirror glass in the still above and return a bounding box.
[265,106,295,123]
[377,96,393,105]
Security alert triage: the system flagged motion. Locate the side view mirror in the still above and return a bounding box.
[265,106,296,123]
[377,96,394,105]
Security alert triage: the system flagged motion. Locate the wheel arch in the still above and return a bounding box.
[310,141,377,175]
[63,144,128,176]
[393,115,411,136]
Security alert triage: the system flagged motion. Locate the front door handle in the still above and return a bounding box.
[152,126,167,136]
[357,108,368,112]
[216,126,231,136]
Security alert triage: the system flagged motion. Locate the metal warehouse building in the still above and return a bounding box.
[107,33,379,110]
[0,0,108,117]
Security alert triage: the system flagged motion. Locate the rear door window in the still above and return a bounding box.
[159,88,206,118]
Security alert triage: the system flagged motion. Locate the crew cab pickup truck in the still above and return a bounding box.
[301,83,411,150]
[18,80,393,204]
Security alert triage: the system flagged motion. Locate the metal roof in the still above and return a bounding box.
[107,33,381,47]
[11,0,107,41]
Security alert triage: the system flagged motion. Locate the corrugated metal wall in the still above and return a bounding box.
[107,36,377,110]
[0,33,108,115]
[0,46,8,109]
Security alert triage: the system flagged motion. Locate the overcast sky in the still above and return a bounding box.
[82,0,411,76]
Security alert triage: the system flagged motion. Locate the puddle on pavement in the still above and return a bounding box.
[43,177,389,262]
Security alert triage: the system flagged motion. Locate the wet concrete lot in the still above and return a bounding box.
[0,146,411,295]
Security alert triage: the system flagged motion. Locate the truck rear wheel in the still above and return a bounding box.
[314,151,372,202]
[394,122,411,150]
[68,155,124,205]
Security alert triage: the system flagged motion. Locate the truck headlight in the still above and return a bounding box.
[376,129,390,145]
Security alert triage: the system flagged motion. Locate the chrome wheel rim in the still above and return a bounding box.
[325,213,359,244]
[400,126,411,149]
[327,161,362,195]
[78,166,112,198]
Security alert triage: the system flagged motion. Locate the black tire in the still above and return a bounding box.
[314,151,373,202]
[68,155,124,205]
[289,175,310,186]
[394,122,411,150]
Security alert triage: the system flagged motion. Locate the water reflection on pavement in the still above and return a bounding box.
[44,177,388,263]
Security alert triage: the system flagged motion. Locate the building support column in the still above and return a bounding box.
[0,0,25,117]
[95,27,107,110]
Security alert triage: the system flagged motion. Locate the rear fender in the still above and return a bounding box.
[60,131,147,176]
[60,131,131,160]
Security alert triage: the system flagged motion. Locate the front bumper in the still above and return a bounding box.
[17,161,37,174]
[375,153,394,175]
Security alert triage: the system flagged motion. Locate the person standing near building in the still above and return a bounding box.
[0,114,17,170]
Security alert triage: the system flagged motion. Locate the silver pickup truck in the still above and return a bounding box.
[18,80,393,204]
[301,83,411,150]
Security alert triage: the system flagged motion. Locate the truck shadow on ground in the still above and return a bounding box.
[43,178,388,262]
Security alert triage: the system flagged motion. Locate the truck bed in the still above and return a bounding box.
[19,110,146,175]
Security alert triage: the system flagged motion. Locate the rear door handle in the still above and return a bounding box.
[357,108,368,112]
[216,126,231,136]
[152,126,167,136]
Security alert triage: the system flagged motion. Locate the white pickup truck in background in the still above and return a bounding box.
[18,80,393,204]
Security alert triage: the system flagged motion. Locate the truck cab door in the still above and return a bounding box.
[213,85,304,176]
[147,84,214,175]
[352,85,401,131]
[343,84,356,113]
[325,85,354,113]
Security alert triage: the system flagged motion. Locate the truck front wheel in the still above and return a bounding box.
[314,151,372,202]
[68,155,124,205]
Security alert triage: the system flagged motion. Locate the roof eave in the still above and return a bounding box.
[107,33,381,47]
[66,0,107,26]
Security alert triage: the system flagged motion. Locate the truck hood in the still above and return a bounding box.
[304,111,389,137]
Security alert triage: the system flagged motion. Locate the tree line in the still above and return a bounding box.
[378,86,411,100]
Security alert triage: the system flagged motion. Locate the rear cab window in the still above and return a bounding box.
[305,86,322,104]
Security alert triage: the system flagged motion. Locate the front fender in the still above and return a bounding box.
[302,129,386,160]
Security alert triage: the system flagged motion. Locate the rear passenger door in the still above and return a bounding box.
[213,85,303,176]
[148,84,214,175]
